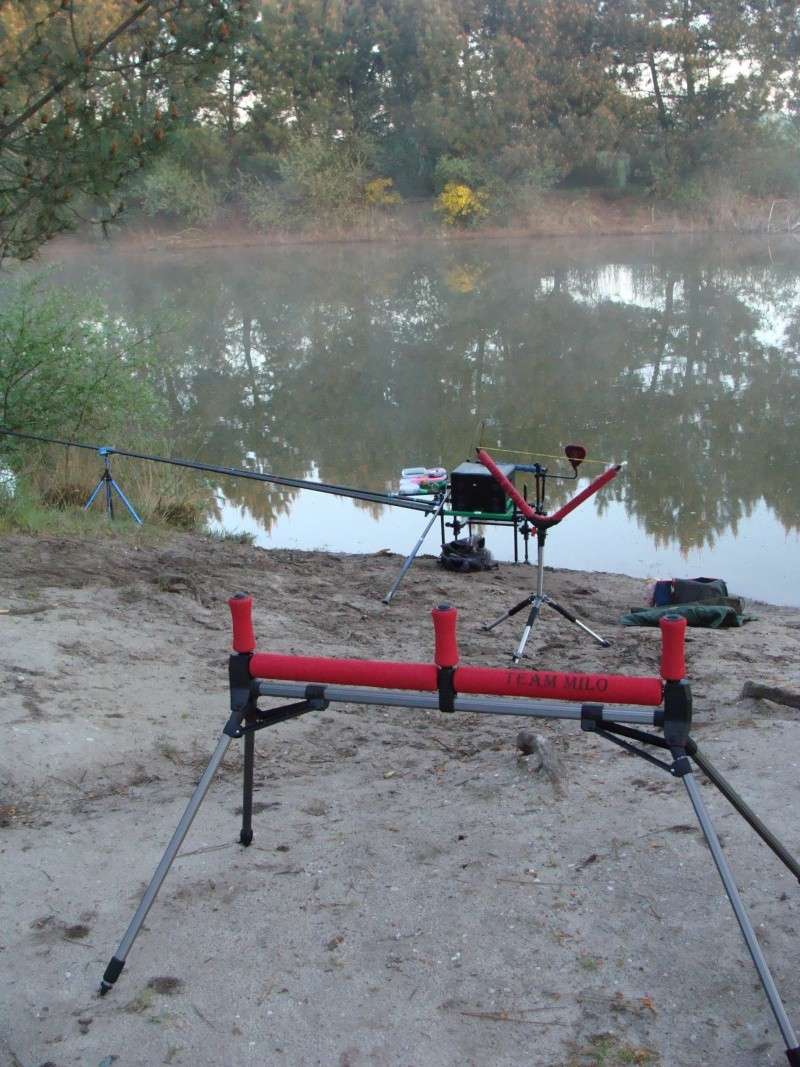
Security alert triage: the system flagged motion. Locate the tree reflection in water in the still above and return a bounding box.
[50,237,800,590]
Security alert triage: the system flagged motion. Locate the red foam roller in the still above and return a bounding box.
[249,653,438,691]
[249,651,663,707]
[432,603,459,667]
[229,593,256,654]
[659,614,687,681]
[456,665,663,706]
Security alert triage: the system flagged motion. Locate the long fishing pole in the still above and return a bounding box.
[0,427,438,514]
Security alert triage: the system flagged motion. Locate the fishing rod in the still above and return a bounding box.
[0,426,438,514]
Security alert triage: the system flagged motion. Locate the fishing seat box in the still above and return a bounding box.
[450,461,516,514]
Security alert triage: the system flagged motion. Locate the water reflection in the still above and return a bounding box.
[49,236,800,601]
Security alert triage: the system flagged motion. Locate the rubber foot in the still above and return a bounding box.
[785,1047,800,1066]
[239,829,253,847]
[600,640,611,648]
[99,955,124,995]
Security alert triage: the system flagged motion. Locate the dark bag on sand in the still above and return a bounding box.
[439,536,497,573]
[651,577,728,607]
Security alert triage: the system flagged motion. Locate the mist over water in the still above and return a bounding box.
[49,235,800,604]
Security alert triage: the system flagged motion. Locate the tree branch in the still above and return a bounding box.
[0,0,159,143]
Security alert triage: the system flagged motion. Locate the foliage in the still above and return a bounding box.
[363,178,402,208]
[436,182,489,227]
[239,178,288,232]
[433,157,490,195]
[2,0,798,244]
[0,1,256,260]
[0,274,166,440]
[139,158,220,225]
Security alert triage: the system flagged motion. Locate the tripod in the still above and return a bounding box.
[84,447,142,525]
[97,599,800,1066]
[482,461,610,663]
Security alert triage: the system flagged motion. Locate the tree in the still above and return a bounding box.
[0,0,254,260]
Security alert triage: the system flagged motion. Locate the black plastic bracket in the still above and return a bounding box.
[236,685,330,737]
[662,680,692,757]
[225,652,257,737]
[437,666,456,713]
[580,704,604,731]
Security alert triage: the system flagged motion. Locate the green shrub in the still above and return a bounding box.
[0,274,166,442]
[432,156,489,194]
[140,157,220,225]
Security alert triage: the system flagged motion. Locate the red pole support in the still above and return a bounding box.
[229,592,256,654]
[659,613,687,681]
[432,603,459,667]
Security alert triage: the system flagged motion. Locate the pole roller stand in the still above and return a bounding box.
[229,592,256,654]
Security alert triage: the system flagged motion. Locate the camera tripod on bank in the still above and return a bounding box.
[479,446,622,663]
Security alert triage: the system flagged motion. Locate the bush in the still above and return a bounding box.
[278,134,373,228]
[0,274,167,442]
[140,157,220,225]
[435,182,489,226]
[239,178,291,231]
[432,156,489,194]
[363,177,402,208]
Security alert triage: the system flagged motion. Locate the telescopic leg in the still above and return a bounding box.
[510,599,541,664]
[83,477,106,512]
[240,730,255,846]
[682,770,800,1063]
[99,733,233,995]
[691,746,800,883]
[110,478,144,525]
[482,594,535,632]
[383,497,445,605]
[543,596,611,648]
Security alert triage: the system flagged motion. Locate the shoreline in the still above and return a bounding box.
[42,189,800,259]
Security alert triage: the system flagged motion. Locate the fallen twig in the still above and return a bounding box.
[741,681,800,710]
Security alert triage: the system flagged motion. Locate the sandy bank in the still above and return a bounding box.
[1,532,799,1066]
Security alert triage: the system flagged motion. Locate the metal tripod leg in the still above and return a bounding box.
[98,733,233,994]
[511,598,542,664]
[482,594,535,632]
[84,475,108,514]
[383,496,446,604]
[691,746,800,883]
[240,730,255,846]
[84,471,143,525]
[683,771,800,1061]
[109,478,144,525]
[542,596,611,648]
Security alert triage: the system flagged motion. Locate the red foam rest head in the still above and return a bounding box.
[431,603,459,667]
[228,593,256,654]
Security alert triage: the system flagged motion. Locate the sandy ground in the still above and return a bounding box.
[1,532,799,1067]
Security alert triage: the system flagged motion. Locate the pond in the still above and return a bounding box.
[48,234,800,605]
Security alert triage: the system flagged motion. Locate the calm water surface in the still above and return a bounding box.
[51,235,800,605]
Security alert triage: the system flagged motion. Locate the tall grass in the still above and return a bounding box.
[0,443,212,535]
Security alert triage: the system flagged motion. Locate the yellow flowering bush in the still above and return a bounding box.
[364,177,402,207]
[436,181,489,226]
